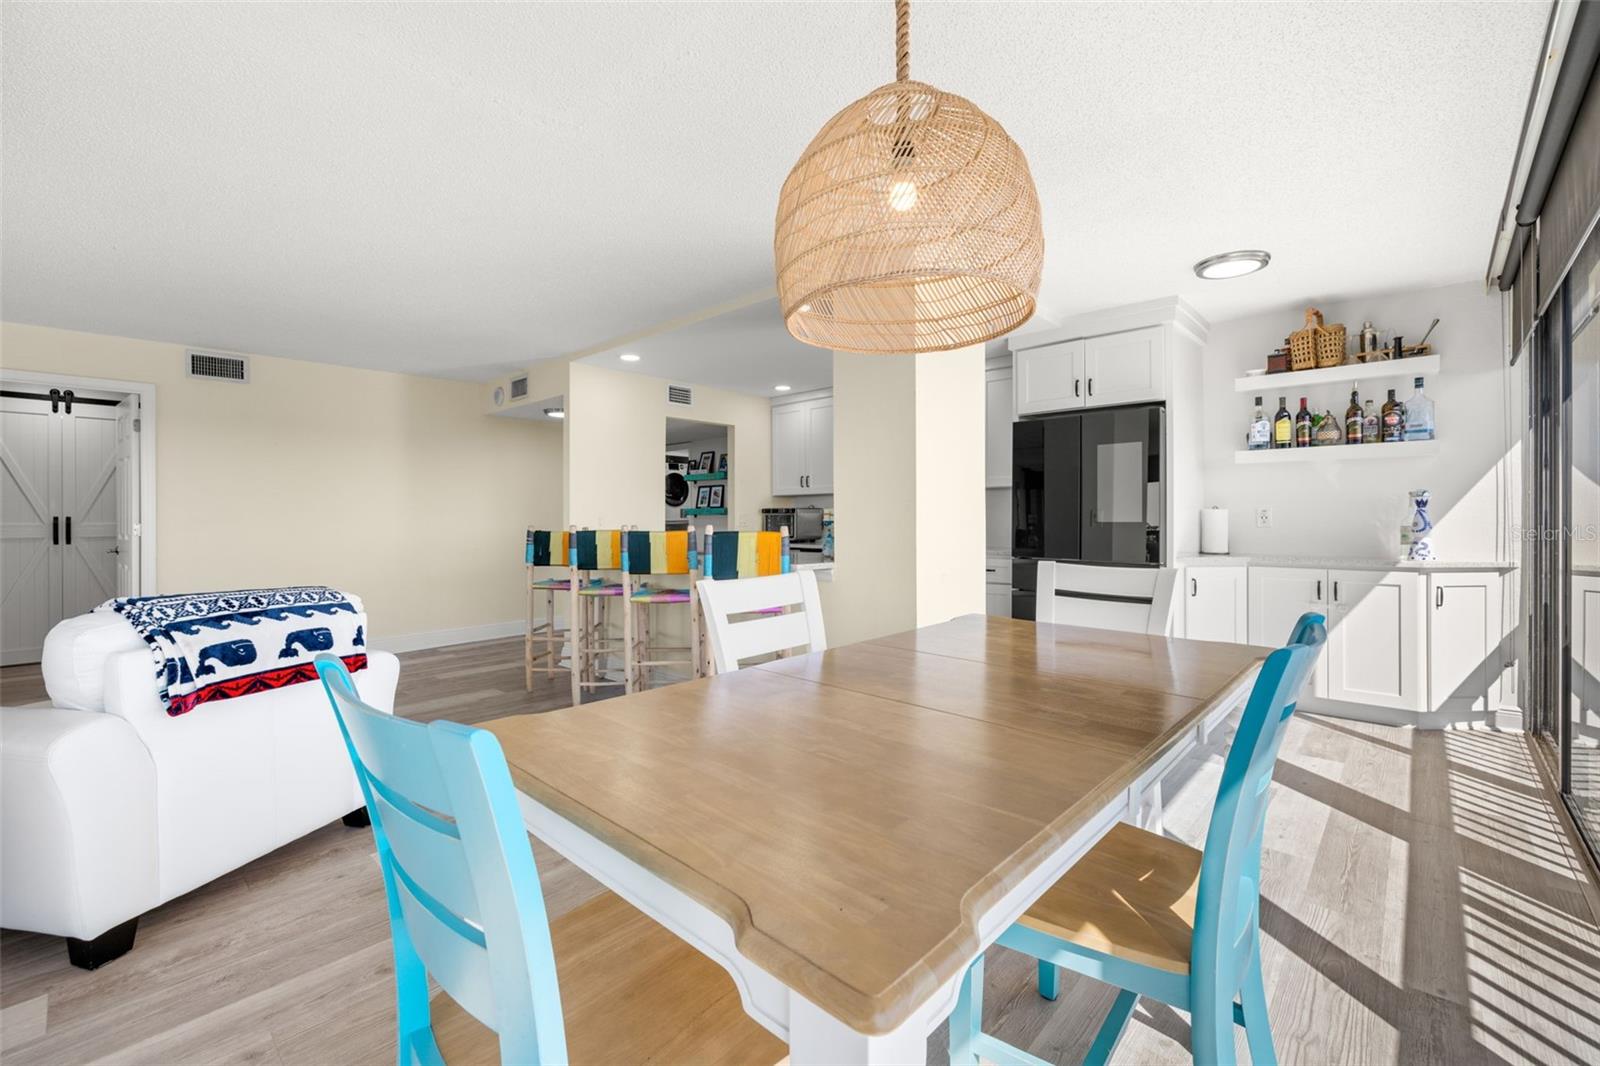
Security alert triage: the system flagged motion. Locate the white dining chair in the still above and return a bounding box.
[696,570,827,673]
[1037,561,1179,635]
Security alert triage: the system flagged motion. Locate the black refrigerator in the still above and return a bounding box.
[1011,404,1164,620]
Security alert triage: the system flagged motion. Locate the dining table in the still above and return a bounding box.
[484,613,1270,1064]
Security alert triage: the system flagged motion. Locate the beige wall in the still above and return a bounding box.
[826,345,986,647]
[0,321,563,643]
[564,362,772,531]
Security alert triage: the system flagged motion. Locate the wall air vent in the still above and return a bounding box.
[667,384,693,406]
[510,375,529,400]
[186,350,249,383]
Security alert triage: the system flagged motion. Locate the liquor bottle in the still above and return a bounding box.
[1272,396,1293,449]
[1247,396,1271,451]
[1344,388,1363,444]
[1362,399,1379,443]
[1381,388,1405,442]
[1314,407,1342,446]
[1403,376,1435,441]
[1294,397,1313,447]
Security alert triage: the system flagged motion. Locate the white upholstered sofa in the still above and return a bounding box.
[0,612,399,968]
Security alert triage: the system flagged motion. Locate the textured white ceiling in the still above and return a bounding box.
[1,2,1546,382]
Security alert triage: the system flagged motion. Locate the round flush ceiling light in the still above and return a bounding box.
[1193,250,1271,280]
[544,407,565,419]
[619,352,641,362]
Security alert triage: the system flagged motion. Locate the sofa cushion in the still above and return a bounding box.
[41,613,148,713]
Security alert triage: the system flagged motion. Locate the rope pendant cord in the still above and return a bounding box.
[895,0,910,82]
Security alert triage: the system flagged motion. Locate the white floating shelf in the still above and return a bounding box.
[1233,354,1440,393]
[1235,440,1439,464]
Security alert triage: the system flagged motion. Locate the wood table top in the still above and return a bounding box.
[484,614,1269,1034]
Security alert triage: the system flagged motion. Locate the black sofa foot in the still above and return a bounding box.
[342,806,372,828]
[66,917,138,970]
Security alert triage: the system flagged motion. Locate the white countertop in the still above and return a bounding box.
[1177,553,1514,573]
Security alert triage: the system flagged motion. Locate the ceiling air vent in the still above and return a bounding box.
[510,375,529,400]
[186,349,249,383]
[667,384,693,406]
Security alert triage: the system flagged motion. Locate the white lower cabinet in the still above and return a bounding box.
[1246,564,1504,722]
[985,556,1013,618]
[1427,572,1504,714]
[1248,567,1328,698]
[1181,566,1248,643]
[1324,569,1426,713]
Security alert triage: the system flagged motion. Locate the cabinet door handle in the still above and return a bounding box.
[1316,579,1322,601]
[65,516,71,545]
[1436,587,1444,608]
[52,516,59,545]
[1191,577,1198,597]
[1088,377,1094,396]
[1333,580,1339,602]
[1074,379,1081,397]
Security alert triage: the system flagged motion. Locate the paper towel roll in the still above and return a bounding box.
[1200,508,1230,555]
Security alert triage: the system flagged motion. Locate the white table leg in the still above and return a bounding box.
[787,993,927,1066]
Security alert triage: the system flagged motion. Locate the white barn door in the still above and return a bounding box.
[0,393,129,664]
[0,395,62,665]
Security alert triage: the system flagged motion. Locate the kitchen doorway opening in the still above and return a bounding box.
[0,370,157,665]
[666,417,730,535]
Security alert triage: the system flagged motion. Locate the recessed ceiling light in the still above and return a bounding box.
[619,352,641,362]
[774,384,792,392]
[544,407,565,419]
[1194,249,1271,280]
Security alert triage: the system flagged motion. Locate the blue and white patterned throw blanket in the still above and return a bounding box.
[96,586,367,717]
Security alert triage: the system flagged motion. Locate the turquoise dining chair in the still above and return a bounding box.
[951,612,1327,1066]
[314,654,567,1065]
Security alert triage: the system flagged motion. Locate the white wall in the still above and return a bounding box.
[0,321,564,645]
[564,362,770,531]
[1199,280,1511,561]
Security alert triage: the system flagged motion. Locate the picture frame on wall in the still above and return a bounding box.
[708,484,725,509]
[695,484,713,509]
[719,453,729,472]
[698,449,717,473]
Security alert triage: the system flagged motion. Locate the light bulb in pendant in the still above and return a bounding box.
[889,179,918,212]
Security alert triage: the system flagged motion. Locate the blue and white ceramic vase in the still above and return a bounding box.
[1408,489,1434,561]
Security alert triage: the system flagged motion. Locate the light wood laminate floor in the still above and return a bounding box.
[3,639,1600,1065]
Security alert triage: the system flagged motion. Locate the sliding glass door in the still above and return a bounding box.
[1527,221,1600,857]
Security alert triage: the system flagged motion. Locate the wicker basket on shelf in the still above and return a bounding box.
[1289,308,1348,370]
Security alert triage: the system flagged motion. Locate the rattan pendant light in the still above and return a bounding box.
[774,0,1043,354]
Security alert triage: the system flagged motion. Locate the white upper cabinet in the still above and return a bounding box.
[771,393,833,496]
[1013,326,1167,417]
[1324,569,1425,712]
[1015,339,1085,415]
[1182,566,1248,643]
[985,365,1013,487]
[1427,573,1503,715]
[1083,327,1166,407]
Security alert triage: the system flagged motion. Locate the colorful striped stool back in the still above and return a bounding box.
[570,528,625,572]
[703,529,789,581]
[623,529,697,576]
[524,529,570,568]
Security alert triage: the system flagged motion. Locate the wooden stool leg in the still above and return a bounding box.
[569,582,583,707]
[623,587,636,695]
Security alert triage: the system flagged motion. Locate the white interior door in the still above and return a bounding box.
[0,395,62,665]
[62,402,121,617]
[114,397,140,596]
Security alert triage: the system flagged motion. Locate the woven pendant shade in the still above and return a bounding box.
[774,0,1043,354]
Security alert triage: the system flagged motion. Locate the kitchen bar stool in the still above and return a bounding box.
[568,527,626,707]
[523,529,571,690]
[620,528,704,693]
[949,613,1327,1066]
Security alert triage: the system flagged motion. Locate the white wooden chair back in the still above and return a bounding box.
[1037,562,1178,636]
[696,571,827,673]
